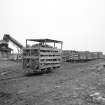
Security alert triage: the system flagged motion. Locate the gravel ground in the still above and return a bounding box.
[0,59,105,105]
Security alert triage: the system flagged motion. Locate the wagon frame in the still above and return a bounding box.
[23,38,63,73]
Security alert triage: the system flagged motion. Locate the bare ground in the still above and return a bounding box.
[0,59,105,105]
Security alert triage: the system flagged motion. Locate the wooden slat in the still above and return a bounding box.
[23,47,61,52]
[40,60,60,64]
[39,47,60,52]
[40,64,61,69]
[40,52,61,56]
[40,56,61,60]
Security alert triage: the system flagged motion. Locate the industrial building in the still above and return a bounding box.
[0,40,12,59]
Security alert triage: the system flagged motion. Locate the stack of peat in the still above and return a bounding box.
[23,44,62,73]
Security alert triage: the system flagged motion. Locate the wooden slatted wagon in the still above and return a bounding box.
[22,39,63,73]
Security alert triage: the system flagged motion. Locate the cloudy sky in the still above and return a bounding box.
[0,0,105,53]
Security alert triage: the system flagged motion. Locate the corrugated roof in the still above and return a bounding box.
[26,39,62,43]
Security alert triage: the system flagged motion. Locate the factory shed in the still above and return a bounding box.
[0,40,12,59]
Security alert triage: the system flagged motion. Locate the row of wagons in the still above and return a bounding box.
[62,50,104,62]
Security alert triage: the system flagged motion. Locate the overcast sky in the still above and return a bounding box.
[0,0,105,53]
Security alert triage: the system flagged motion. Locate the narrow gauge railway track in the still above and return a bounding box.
[0,71,44,81]
[0,74,25,81]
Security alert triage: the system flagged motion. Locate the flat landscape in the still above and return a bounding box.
[0,59,105,105]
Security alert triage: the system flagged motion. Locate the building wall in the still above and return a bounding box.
[0,51,11,59]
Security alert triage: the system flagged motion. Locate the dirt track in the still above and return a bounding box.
[0,60,105,105]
